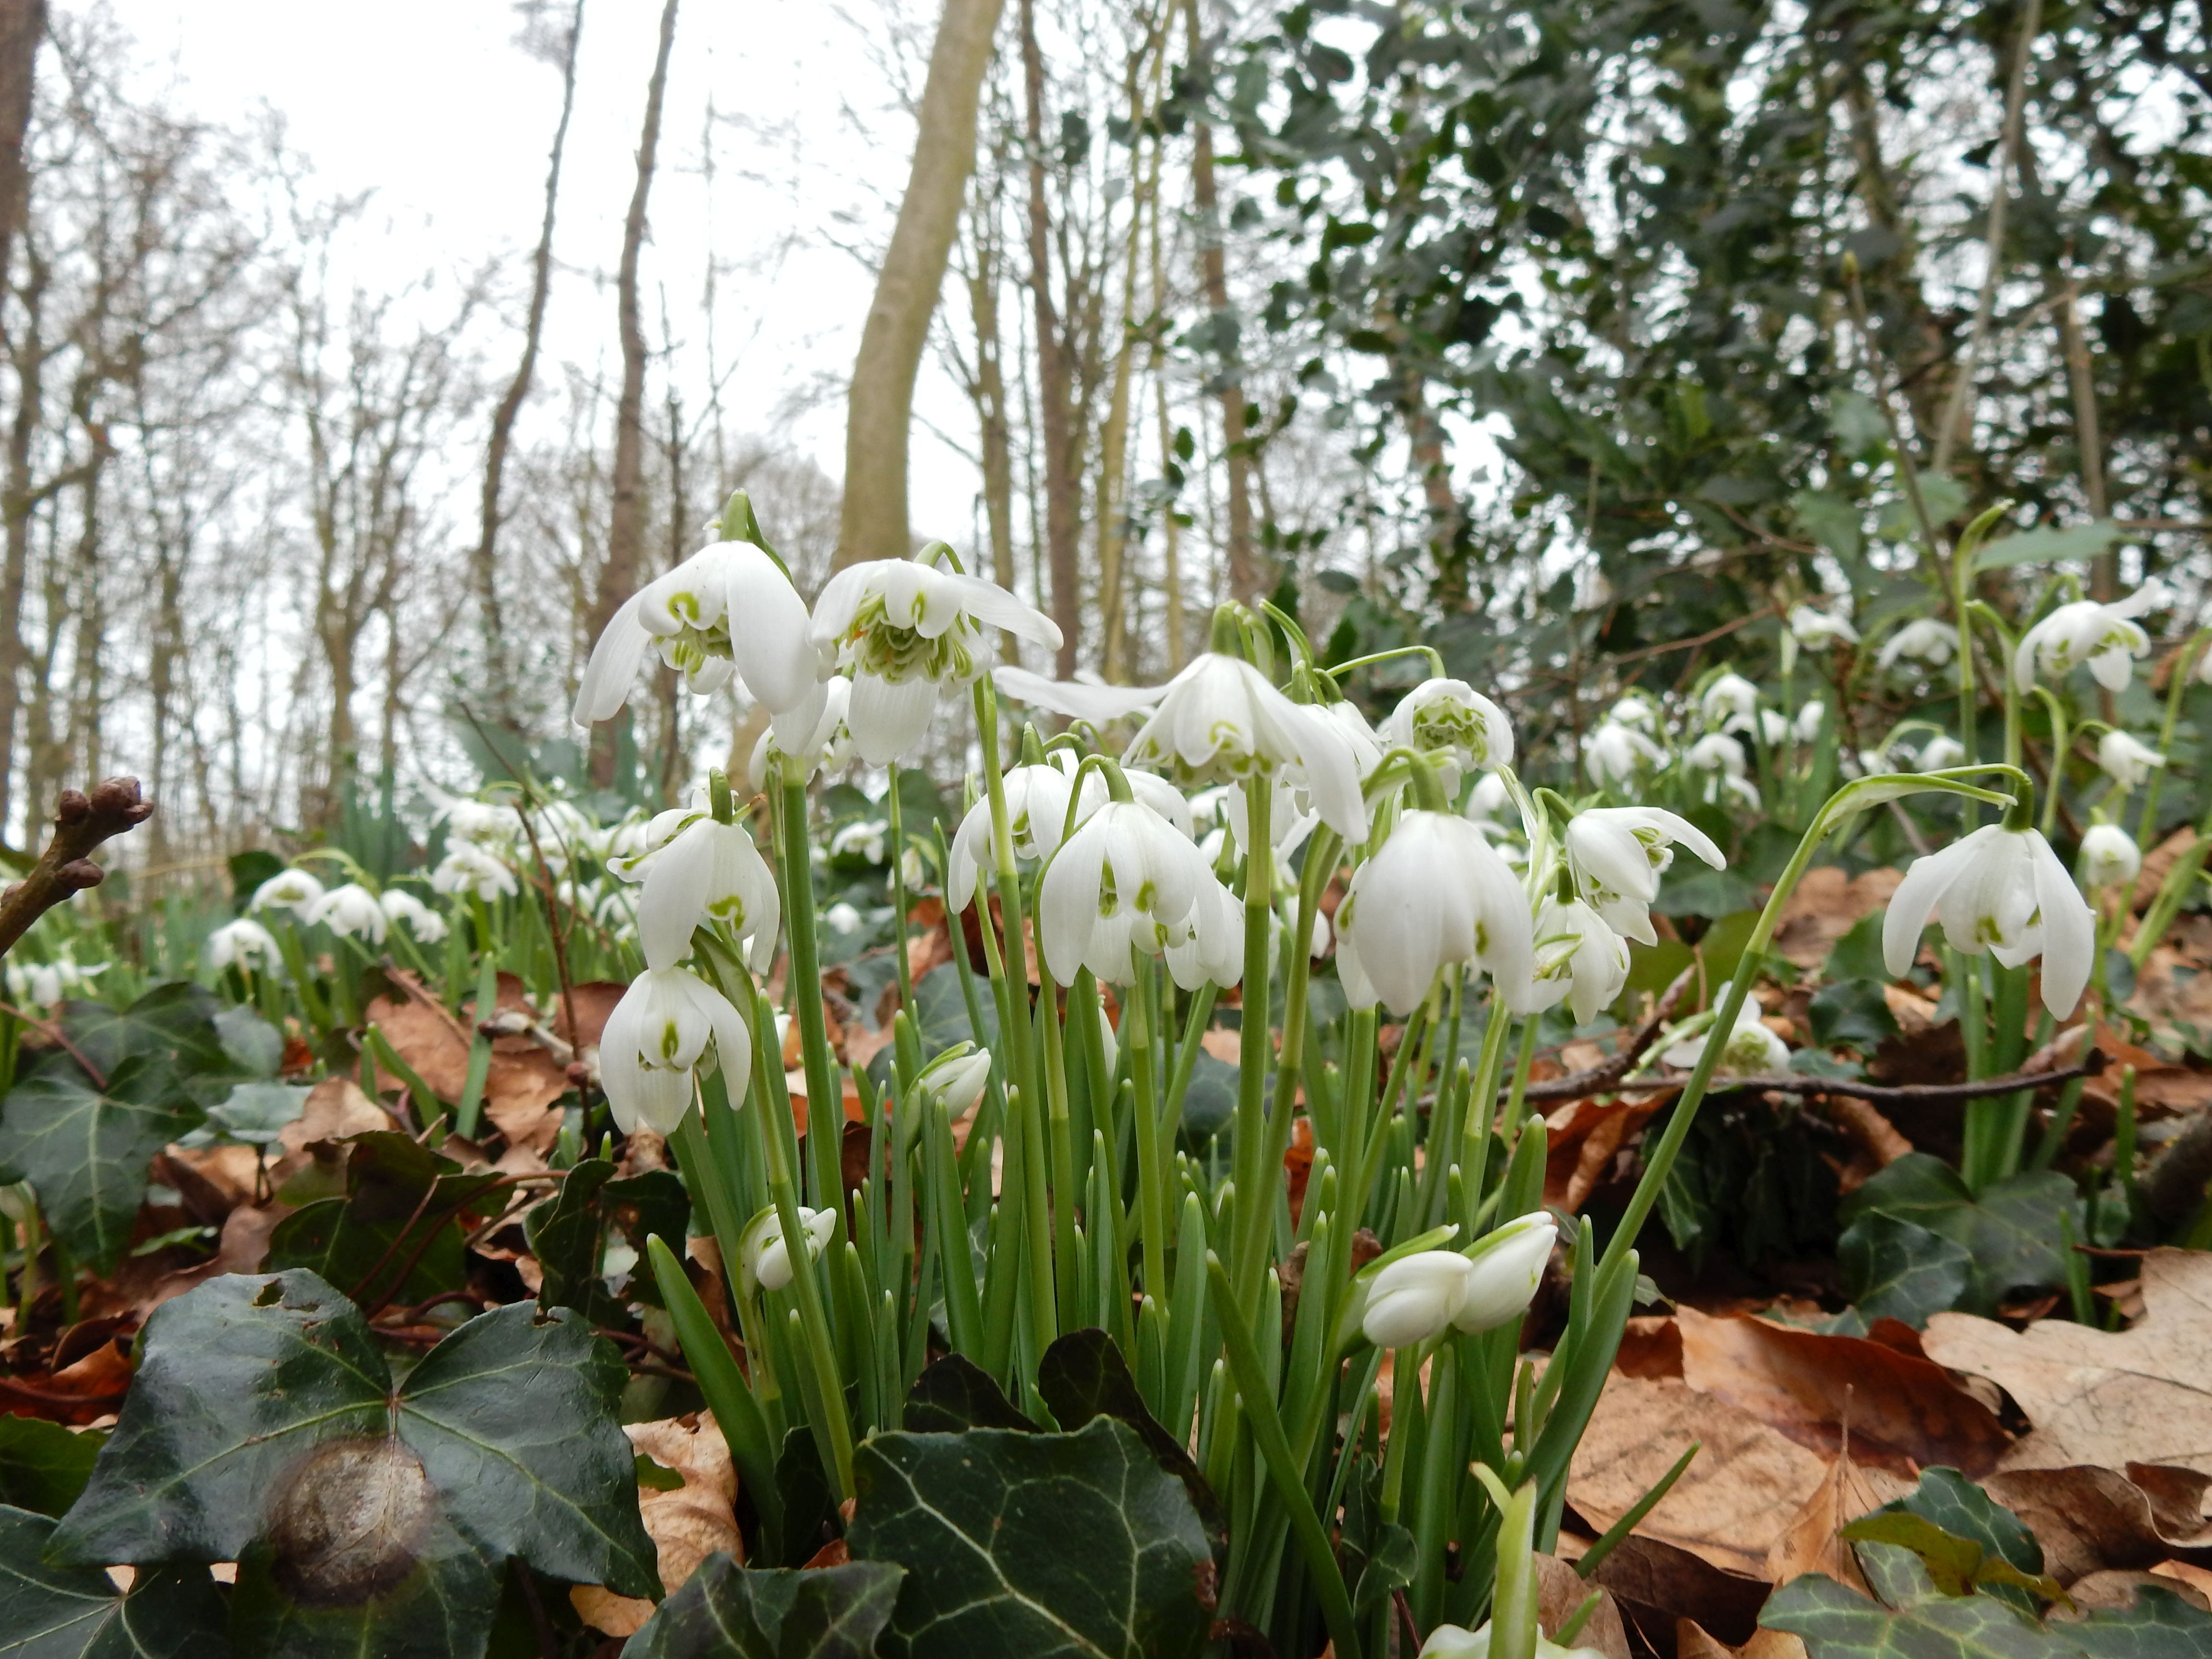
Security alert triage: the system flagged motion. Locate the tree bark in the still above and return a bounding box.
[1019,0,1080,674]
[0,0,44,326]
[835,0,1007,571]
[0,245,47,839]
[963,200,1018,595]
[475,0,582,721]
[1179,0,1257,604]
[588,0,678,786]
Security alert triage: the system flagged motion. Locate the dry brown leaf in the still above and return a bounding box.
[551,981,625,1051]
[2065,1570,2212,1614]
[1675,1308,2010,1476]
[571,1413,740,1637]
[2155,1561,2212,1599]
[1585,1532,1772,1646]
[368,991,569,1141]
[1821,1097,1912,1169]
[269,1079,399,1186]
[1570,1372,1829,1577]
[1533,1552,1629,1659]
[1763,1446,1912,1592]
[1545,1097,1665,1213]
[1679,1622,1812,1659]
[1924,1248,2212,1475]
[1771,867,1902,970]
[1981,1465,2212,1584]
[152,1145,262,1223]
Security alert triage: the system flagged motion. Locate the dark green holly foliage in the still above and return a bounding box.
[43,1270,655,1659]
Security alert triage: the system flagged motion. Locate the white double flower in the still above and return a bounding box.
[2097,731,2164,790]
[1584,721,1664,788]
[2080,822,2141,892]
[599,965,754,1136]
[634,815,781,974]
[1379,677,1514,795]
[2014,584,2164,695]
[1527,898,1632,1026]
[1564,807,1727,947]
[1334,810,1537,1016]
[1037,798,1242,989]
[1883,823,2096,1018]
[944,753,1189,913]
[1359,1214,1556,1348]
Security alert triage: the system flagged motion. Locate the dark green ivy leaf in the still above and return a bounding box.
[0,1054,203,1272]
[264,1133,501,1309]
[59,986,231,1081]
[1839,1213,1974,1328]
[523,1158,617,1316]
[1809,980,1900,1053]
[1036,1328,1226,1551]
[625,1553,906,1659]
[0,1504,228,1659]
[848,1418,1215,1659]
[901,1353,1037,1434]
[2066,1587,2212,1659]
[1762,1573,2077,1659]
[0,1417,103,1518]
[1840,1155,2073,1314]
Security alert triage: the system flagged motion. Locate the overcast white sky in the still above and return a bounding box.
[105,0,983,541]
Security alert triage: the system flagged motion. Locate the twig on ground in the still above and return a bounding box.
[1516,967,1695,1102]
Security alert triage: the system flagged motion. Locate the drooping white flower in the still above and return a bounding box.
[1759,709,1791,746]
[830,818,889,865]
[1664,1001,1791,1076]
[1699,672,1760,732]
[1794,700,1826,742]
[1317,697,1389,783]
[1419,1623,1610,1659]
[637,817,781,972]
[739,1203,839,1294]
[598,965,754,1135]
[825,902,863,935]
[250,868,326,922]
[1917,734,1967,772]
[205,918,283,974]
[1038,799,1230,989]
[1162,874,1245,991]
[810,556,1061,765]
[1527,898,1632,1025]
[1683,733,1760,809]
[1877,618,1956,673]
[5,955,102,1009]
[1584,721,1665,788]
[945,756,1085,911]
[378,888,449,943]
[2080,822,2141,891]
[1608,693,1659,730]
[435,797,519,850]
[2014,583,2166,694]
[1565,808,1727,947]
[1465,770,1513,825]
[1789,605,1860,649]
[914,1046,992,1122]
[1358,1213,1555,1347]
[308,883,388,945]
[1882,823,2096,1017]
[2097,730,2165,790]
[1379,677,1514,794]
[574,539,825,738]
[431,843,519,902]
[1334,811,1537,1015]
[749,674,854,791]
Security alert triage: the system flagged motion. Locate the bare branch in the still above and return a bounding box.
[0,773,149,958]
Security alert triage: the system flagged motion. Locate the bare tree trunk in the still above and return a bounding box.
[0,248,47,838]
[588,0,677,786]
[475,0,583,721]
[1179,0,1256,604]
[1020,0,1080,675]
[836,0,1007,570]
[1148,165,1183,673]
[0,0,43,320]
[964,196,1018,595]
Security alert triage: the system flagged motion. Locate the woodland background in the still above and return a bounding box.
[0,0,2200,870]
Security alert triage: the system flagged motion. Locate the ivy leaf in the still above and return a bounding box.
[523,1158,618,1316]
[204,1082,310,1146]
[264,1133,501,1309]
[1839,1213,1974,1328]
[1037,1328,1226,1550]
[60,986,240,1107]
[0,1417,103,1518]
[625,1554,906,1659]
[848,1418,1215,1659]
[2068,1586,2212,1659]
[1809,980,1899,1053]
[212,1005,285,1079]
[0,1504,228,1659]
[50,1270,657,1657]
[902,1353,1038,1434]
[0,1054,203,1272]
[1762,1573,2077,1659]
[1840,1155,2072,1314]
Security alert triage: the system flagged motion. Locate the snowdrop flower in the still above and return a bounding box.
[1420,1623,1610,1659]
[739,1204,839,1295]
[1665,1001,1791,1076]
[1584,721,1665,788]
[431,843,519,902]
[2080,822,2141,891]
[1379,677,1514,794]
[914,1046,992,1122]
[1759,709,1791,746]
[574,538,823,738]
[1789,605,1859,648]
[825,902,863,935]
[308,882,388,944]
[1565,808,1726,947]
[1465,770,1513,825]
[436,798,518,849]
[205,918,282,974]
[250,868,325,922]
[1917,734,1967,772]
[1883,824,2096,1017]
[2097,730,2165,790]
[1527,898,1632,1025]
[829,818,889,865]
[1683,733,1759,808]
[1317,697,1389,783]
[598,965,754,1135]
[810,556,1061,765]
[1038,799,1231,989]
[1334,811,1537,1015]
[2014,583,2165,694]
[4,956,100,1009]
[637,817,781,972]
[379,888,449,943]
[947,764,1070,911]
[1608,693,1659,730]
[1794,701,1826,742]
[1877,618,1956,673]
[1163,875,1245,990]
[1359,1214,1555,1347]
[749,675,854,791]
[1699,672,1760,732]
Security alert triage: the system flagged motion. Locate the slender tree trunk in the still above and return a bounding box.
[1019,0,1080,674]
[0,0,43,327]
[0,250,46,838]
[476,0,583,720]
[1179,0,1257,603]
[964,201,1018,595]
[836,0,1007,569]
[1148,161,1183,672]
[588,0,677,786]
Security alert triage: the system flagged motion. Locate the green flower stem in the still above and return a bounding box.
[1127,960,1172,1308]
[1460,996,1515,1238]
[972,678,1042,1157]
[1230,773,1277,1305]
[645,1233,785,1553]
[886,762,916,1034]
[1503,1016,1540,1127]
[1016,1065,1058,1356]
[2139,629,2210,844]
[1207,1251,1364,1659]
[1035,981,1081,1327]
[1253,823,1337,1259]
